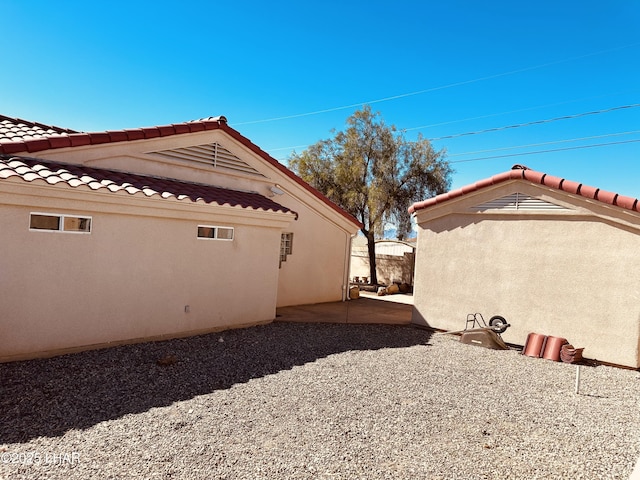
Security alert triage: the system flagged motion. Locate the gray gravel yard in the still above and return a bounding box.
[1,322,639,479]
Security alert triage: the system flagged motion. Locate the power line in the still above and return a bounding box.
[232,42,640,127]
[426,104,640,141]
[268,144,310,153]
[402,90,640,131]
[268,106,640,159]
[272,132,640,162]
[447,130,640,158]
[272,133,640,162]
[449,139,640,164]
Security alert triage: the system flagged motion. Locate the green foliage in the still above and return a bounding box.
[289,106,452,284]
[290,106,451,238]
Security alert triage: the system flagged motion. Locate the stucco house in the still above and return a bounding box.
[409,164,640,368]
[0,114,361,362]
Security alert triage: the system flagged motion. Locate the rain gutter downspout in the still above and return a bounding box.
[342,231,356,301]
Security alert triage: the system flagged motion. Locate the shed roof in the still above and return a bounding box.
[0,115,362,228]
[409,165,640,214]
[0,156,295,215]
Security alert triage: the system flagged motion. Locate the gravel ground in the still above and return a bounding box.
[1,322,639,479]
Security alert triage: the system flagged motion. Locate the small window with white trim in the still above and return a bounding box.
[30,213,92,233]
[197,225,234,241]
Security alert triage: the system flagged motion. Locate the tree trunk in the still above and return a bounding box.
[366,231,378,285]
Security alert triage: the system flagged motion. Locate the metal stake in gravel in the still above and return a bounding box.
[575,365,581,394]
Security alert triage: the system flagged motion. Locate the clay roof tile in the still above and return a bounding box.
[0,156,296,217]
[68,133,91,147]
[595,189,617,205]
[157,125,176,136]
[88,132,111,145]
[409,164,640,216]
[107,131,129,142]
[47,136,72,149]
[579,184,599,200]
[0,114,361,228]
[559,179,581,195]
[541,174,563,189]
[125,129,146,141]
[615,195,637,210]
[142,127,160,139]
[25,139,52,153]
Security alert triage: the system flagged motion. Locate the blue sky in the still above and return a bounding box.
[3,1,639,197]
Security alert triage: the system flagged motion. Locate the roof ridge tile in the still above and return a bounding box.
[409,165,640,215]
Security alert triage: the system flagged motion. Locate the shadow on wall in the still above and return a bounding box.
[0,322,432,443]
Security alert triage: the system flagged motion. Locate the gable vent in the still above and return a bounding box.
[151,143,265,177]
[471,193,567,211]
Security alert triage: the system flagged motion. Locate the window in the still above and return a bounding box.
[216,227,234,240]
[197,225,234,241]
[280,233,293,264]
[63,216,92,232]
[30,213,92,233]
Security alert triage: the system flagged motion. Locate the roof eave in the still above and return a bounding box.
[0,115,361,229]
[409,167,640,215]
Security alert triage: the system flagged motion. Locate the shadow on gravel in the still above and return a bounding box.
[0,322,432,443]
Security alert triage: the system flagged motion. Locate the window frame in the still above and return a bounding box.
[280,232,294,265]
[197,225,235,241]
[29,212,92,234]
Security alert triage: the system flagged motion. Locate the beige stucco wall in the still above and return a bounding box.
[275,202,353,306]
[412,182,640,368]
[0,181,292,362]
[36,130,360,308]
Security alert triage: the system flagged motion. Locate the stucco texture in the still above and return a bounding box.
[412,185,640,368]
[0,124,361,361]
[0,196,287,361]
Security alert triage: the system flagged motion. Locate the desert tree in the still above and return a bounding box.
[289,106,452,285]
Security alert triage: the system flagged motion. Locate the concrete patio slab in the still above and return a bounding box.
[275,296,413,325]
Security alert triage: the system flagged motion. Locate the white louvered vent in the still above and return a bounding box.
[471,193,567,211]
[151,143,265,177]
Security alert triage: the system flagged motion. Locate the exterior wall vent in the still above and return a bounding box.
[151,143,265,177]
[471,193,567,211]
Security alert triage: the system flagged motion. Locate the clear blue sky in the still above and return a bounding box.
[3,1,639,197]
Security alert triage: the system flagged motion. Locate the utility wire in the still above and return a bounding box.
[269,99,639,152]
[449,139,640,164]
[269,144,310,153]
[232,43,640,127]
[447,130,640,158]
[427,104,640,141]
[273,133,640,162]
[402,90,640,131]
[268,104,640,158]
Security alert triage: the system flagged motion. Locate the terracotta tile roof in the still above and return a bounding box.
[0,116,227,155]
[0,114,362,228]
[0,115,78,144]
[0,156,296,215]
[409,164,640,214]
